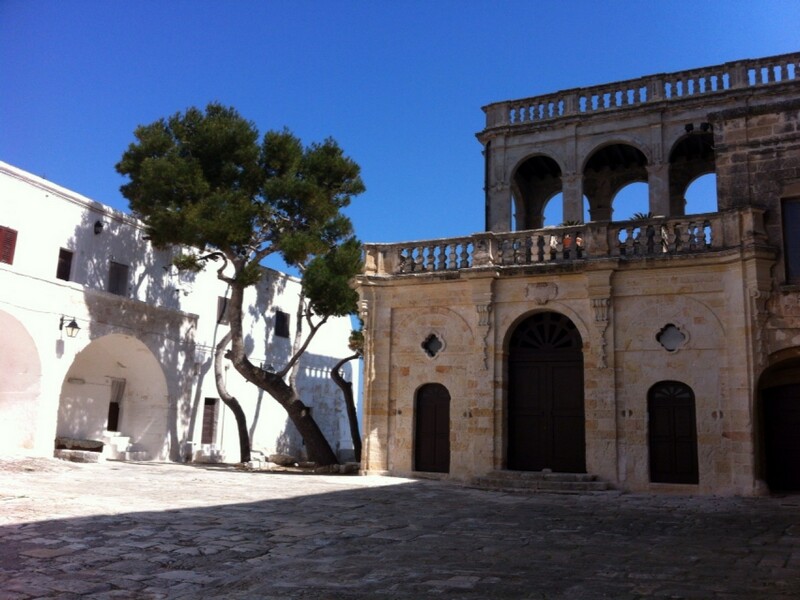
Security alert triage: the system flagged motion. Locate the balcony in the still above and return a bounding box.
[482,52,800,131]
[362,208,769,277]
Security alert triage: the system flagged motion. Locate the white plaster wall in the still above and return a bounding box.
[0,161,361,462]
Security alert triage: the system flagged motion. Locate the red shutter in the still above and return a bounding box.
[0,227,17,265]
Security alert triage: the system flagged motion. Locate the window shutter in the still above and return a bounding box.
[0,226,18,265]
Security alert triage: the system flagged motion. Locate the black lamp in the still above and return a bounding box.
[94,220,104,235]
[60,316,80,338]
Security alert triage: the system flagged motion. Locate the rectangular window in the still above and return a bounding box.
[108,261,129,296]
[217,296,230,325]
[201,398,218,445]
[783,198,800,284]
[56,248,73,281]
[275,310,290,338]
[0,226,18,265]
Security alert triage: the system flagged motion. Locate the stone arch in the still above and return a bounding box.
[668,131,717,215]
[0,309,42,452]
[393,306,475,354]
[582,141,650,221]
[510,153,564,230]
[756,353,800,491]
[57,333,170,460]
[502,303,591,355]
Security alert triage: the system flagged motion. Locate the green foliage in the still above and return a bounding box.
[631,211,653,220]
[302,238,363,318]
[559,219,582,226]
[116,103,366,316]
[348,328,364,355]
[172,253,205,272]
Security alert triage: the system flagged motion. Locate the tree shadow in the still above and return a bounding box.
[2,465,799,598]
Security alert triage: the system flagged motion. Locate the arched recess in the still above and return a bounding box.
[612,181,650,221]
[647,381,699,484]
[57,333,170,460]
[506,311,585,472]
[0,310,42,452]
[683,173,718,216]
[511,155,563,230]
[758,356,800,492]
[583,143,649,221]
[668,131,716,215]
[414,383,450,473]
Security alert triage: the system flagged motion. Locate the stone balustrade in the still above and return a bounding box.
[484,52,800,128]
[362,208,768,277]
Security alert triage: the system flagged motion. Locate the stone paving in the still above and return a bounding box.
[1,458,799,599]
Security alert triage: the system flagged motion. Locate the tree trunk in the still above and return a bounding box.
[331,353,361,463]
[226,278,339,466]
[215,331,251,463]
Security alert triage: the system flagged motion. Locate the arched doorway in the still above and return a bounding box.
[763,384,800,491]
[57,334,170,460]
[414,383,450,473]
[647,381,699,484]
[507,312,585,472]
[759,358,800,491]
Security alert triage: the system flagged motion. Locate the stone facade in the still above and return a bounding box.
[358,52,800,495]
[0,162,359,464]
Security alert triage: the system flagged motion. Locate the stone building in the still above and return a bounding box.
[357,52,800,495]
[0,161,359,463]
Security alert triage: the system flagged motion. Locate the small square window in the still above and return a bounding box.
[275,310,290,338]
[56,248,73,281]
[0,226,18,265]
[108,261,129,296]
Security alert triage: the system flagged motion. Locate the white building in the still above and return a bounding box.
[0,161,360,463]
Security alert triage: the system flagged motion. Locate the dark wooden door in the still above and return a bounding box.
[415,384,450,473]
[107,402,120,432]
[508,312,585,473]
[648,382,699,484]
[763,384,800,491]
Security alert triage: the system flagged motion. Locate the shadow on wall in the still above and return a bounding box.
[57,208,197,460]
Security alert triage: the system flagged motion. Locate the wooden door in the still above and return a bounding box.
[648,381,699,484]
[415,384,450,473]
[508,312,585,473]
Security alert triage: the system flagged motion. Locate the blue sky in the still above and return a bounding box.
[2,0,799,267]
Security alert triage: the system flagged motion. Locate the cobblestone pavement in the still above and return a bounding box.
[1,458,799,599]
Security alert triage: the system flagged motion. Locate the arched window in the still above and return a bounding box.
[648,381,699,484]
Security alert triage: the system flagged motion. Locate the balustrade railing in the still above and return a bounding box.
[486,52,800,128]
[362,208,767,277]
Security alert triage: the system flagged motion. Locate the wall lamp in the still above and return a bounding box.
[94,220,104,235]
[60,315,81,338]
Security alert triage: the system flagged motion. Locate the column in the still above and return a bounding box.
[562,172,584,222]
[647,162,670,217]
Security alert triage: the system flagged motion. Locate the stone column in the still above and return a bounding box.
[484,135,512,233]
[562,172,583,223]
[647,162,670,217]
[487,182,512,232]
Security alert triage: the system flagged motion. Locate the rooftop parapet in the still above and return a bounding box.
[481,52,800,131]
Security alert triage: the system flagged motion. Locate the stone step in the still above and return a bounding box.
[124,451,149,461]
[471,470,615,494]
[101,432,132,460]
